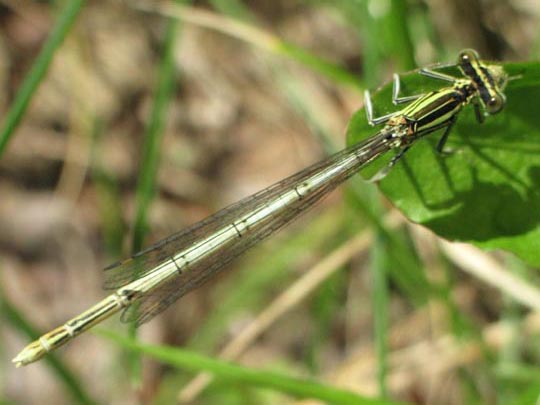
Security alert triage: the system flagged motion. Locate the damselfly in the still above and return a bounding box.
[13,49,508,367]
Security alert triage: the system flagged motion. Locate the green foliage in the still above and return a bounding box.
[0,0,85,157]
[100,330,400,405]
[5,1,540,404]
[347,61,540,265]
[132,4,185,254]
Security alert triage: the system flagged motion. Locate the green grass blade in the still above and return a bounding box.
[132,15,182,253]
[276,41,361,88]
[129,1,186,382]
[0,0,85,157]
[345,182,430,304]
[385,0,416,70]
[99,330,400,405]
[1,293,96,405]
[331,0,417,83]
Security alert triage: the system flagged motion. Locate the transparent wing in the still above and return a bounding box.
[111,132,394,326]
[120,173,346,326]
[102,163,340,288]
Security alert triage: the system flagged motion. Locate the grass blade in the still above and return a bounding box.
[132,14,182,253]
[129,0,186,382]
[0,0,85,157]
[99,330,400,405]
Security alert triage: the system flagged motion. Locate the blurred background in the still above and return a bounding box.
[1,0,539,404]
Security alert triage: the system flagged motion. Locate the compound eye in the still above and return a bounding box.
[458,49,480,64]
[485,93,506,114]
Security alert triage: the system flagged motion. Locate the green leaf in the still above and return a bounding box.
[99,330,400,405]
[346,61,540,266]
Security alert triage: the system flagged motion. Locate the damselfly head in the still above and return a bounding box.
[457,48,508,115]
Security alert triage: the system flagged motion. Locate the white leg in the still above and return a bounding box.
[392,73,423,105]
[419,67,457,82]
[364,89,397,126]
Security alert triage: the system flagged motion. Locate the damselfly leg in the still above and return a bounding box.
[363,90,396,125]
[365,62,485,173]
[369,116,458,183]
[366,65,458,124]
[435,115,457,152]
[364,73,425,125]
[418,67,457,83]
[368,145,411,183]
[472,98,485,124]
[392,73,424,105]
[364,70,449,180]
